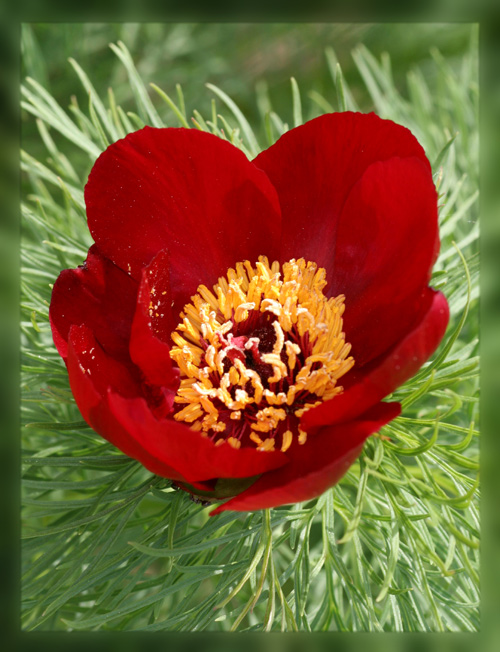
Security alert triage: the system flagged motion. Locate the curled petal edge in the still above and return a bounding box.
[302,289,449,431]
[211,401,400,514]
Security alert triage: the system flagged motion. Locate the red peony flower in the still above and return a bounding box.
[49,112,449,514]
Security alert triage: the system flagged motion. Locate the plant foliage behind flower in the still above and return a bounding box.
[21,28,479,632]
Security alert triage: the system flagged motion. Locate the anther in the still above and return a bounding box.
[169,256,354,452]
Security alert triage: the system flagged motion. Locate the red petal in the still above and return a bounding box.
[66,325,183,480]
[302,289,449,431]
[332,156,439,365]
[49,245,137,362]
[85,127,282,311]
[108,393,289,483]
[211,401,400,513]
[254,112,431,281]
[129,249,179,388]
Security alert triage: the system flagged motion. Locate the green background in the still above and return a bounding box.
[20,21,480,638]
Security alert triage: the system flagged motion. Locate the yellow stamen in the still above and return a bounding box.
[169,256,354,451]
[285,341,301,370]
[174,403,203,423]
[250,432,264,446]
[228,365,239,385]
[261,353,288,383]
[251,407,287,433]
[272,321,285,355]
[258,437,275,452]
[281,429,293,452]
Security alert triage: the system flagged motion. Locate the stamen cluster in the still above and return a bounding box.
[169,257,354,452]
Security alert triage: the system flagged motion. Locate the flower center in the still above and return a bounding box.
[169,257,354,452]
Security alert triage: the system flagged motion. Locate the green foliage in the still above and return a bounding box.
[21,25,479,631]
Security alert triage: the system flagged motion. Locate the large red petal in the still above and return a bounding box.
[108,393,289,483]
[253,112,431,280]
[129,249,179,389]
[211,401,400,513]
[66,325,184,480]
[49,245,138,362]
[85,127,282,311]
[331,156,439,365]
[302,289,449,431]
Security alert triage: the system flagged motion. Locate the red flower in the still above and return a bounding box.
[49,112,449,513]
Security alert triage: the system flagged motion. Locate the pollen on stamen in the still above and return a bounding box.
[169,256,354,452]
